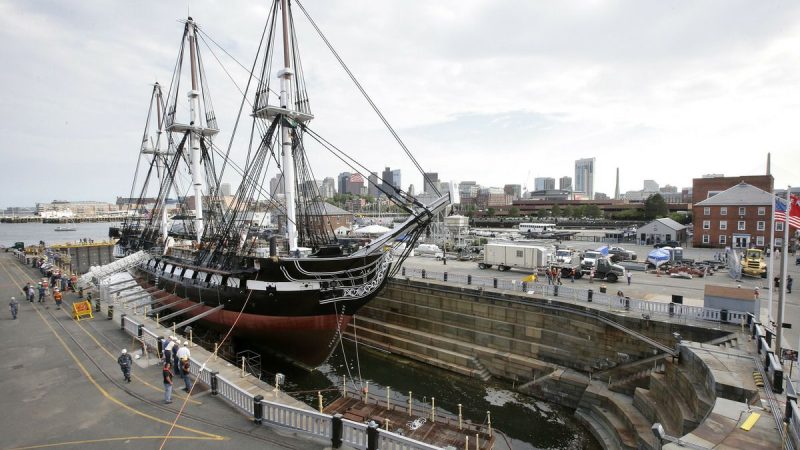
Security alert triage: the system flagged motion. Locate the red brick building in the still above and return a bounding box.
[692,175,773,204]
[692,182,778,249]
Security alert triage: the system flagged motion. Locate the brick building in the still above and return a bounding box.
[692,174,773,204]
[692,182,776,249]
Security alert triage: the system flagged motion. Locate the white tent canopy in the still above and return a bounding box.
[351,224,392,236]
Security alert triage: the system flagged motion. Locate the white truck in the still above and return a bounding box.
[478,243,549,272]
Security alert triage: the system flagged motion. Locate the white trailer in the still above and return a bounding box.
[478,243,549,272]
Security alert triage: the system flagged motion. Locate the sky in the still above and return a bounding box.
[2,0,800,208]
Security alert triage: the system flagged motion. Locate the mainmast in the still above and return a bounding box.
[187,18,204,244]
[279,0,298,252]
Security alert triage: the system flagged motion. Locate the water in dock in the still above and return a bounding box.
[244,339,601,450]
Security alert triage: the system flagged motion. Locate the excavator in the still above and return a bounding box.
[741,248,767,278]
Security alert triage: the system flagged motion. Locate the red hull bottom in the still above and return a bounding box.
[155,297,353,368]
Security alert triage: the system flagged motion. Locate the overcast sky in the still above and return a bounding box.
[2,0,799,208]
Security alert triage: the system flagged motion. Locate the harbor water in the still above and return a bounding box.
[3,222,600,449]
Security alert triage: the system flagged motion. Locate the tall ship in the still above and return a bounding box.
[114,0,450,368]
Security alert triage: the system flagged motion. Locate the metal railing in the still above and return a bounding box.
[115,317,441,450]
[396,268,747,326]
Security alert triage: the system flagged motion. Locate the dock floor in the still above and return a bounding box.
[0,252,330,449]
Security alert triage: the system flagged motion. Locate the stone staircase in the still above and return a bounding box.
[708,333,740,350]
[574,358,715,449]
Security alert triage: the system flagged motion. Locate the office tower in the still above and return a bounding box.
[559,176,572,191]
[337,172,351,195]
[574,158,595,199]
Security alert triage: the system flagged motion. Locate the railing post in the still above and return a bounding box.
[402,267,406,277]
[210,371,219,396]
[587,289,593,302]
[108,304,114,320]
[444,272,448,282]
[137,324,143,339]
[493,278,498,288]
[421,269,426,279]
[367,421,379,450]
[467,274,472,285]
[253,395,264,424]
[120,313,126,329]
[331,414,343,448]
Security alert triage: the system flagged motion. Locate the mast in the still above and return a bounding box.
[187,17,204,243]
[279,0,298,252]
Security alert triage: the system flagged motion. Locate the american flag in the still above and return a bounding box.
[775,194,800,229]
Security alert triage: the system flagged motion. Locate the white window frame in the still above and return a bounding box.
[738,221,746,231]
[719,220,727,230]
[719,235,727,245]
[702,234,710,244]
[739,207,746,215]
[703,207,710,216]
[756,236,765,246]
[758,207,765,216]
[703,220,711,230]
[757,221,765,231]
[777,222,785,232]
[720,207,727,216]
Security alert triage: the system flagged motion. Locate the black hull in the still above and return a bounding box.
[132,251,392,367]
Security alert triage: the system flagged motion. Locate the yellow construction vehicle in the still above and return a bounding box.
[741,248,767,278]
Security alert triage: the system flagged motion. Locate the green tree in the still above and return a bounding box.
[551,204,562,218]
[611,208,644,220]
[487,207,496,217]
[563,206,574,218]
[570,205,584,219]
[537,208,547,218]
[585,204,602,218]
[509,206,520,217]
[644,193,669,219]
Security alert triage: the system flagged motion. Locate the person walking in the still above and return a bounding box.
[53,289,63,310]
[789,275,794,294]
[26,283,35,302]
[9,297,19,320]
[38,283,46,303]
[176,341,192,392]
[626,271,632,286]
[163,361,174,404]
[163,336,176,365]
[117,349,133,383]
[22,283,32,303]
[754,286,760,301]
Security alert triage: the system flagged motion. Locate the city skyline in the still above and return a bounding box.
[1,1,799,208]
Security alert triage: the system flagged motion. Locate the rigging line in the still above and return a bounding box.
[159,277,260,450]
[208,2,275,187]
[352,314,364,388]
[334,306,360,390]
[302,126,414,214]
[294,0,440,197]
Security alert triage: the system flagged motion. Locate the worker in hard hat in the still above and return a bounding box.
[117,349,133,383]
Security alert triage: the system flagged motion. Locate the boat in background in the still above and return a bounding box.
[116,1,450,368]
[54,226,76,232]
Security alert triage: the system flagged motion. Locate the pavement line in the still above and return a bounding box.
[5,260,202,404]
[9,435,221,450]
[0,259,226,442]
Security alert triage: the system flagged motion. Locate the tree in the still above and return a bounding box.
[563,206,574,218]
[537,208,547,218]
[509,206,520,217]
[487,207,496,217]
[585,204,602,218]
[551,204,562,218]
[644,193,669,219]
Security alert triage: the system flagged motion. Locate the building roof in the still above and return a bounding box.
[642,217,687,231]
[694,182,772,207]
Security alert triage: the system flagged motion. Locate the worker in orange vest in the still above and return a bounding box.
[53,289,63,310]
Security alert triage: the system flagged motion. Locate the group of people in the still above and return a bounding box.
[9,281,66,319]
[115,335,193,404]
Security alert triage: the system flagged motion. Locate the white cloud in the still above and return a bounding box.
[1,0,799,208]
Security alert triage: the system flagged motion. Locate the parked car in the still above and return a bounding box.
[654,241,680,248]
[608,246,637,261]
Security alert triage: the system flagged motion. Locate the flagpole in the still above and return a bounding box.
[768,191,777,322]
[776,186,791,355]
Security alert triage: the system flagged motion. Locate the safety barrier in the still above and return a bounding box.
[216,374,255,415]
[114,315,441,449]
[397,268,747,326]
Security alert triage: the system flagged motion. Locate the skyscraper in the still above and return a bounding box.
[423,172,440,193]
[574,158,595,200]
[367,172,380,197]
[381,167,401,194]
[559,176,572,191]
[534,177,555,191]
[337,172,351,195]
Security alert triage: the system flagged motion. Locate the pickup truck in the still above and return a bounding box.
[608,246,637,262]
